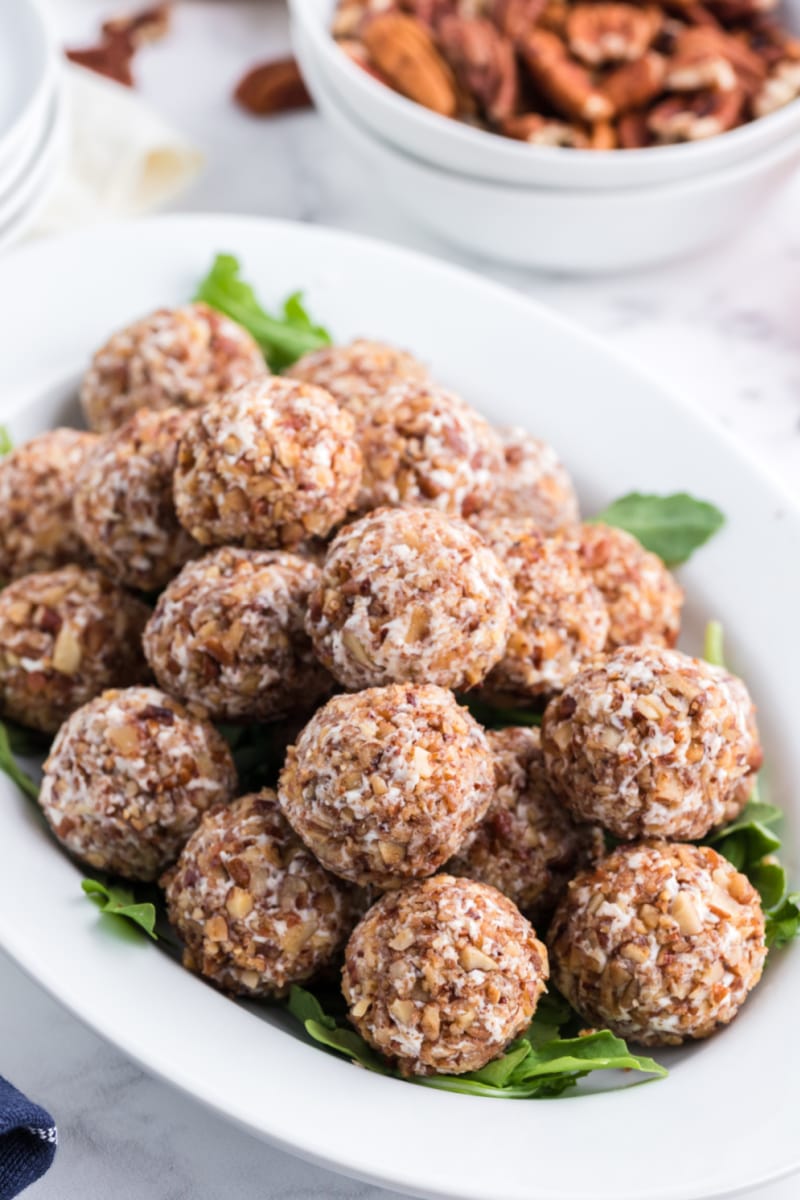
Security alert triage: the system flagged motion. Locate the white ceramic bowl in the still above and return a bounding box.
[295,27,800,273]
[0,0,57,193]
[290,0,800,189]
[1,213,800,1200]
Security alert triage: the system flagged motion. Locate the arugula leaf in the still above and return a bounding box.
[591,492,724,565]
[194,253,331,372]
[750,860,787,910]
[0,720,39,799]
[707,800,782,871]
[462,696,543,730]
[703,619,725,668]
[0,426,11,456]
[286,986,666,1098]
[766,892,800,949]
[81,878,158,940]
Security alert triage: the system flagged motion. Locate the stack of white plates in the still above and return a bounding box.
[0,0,64,254]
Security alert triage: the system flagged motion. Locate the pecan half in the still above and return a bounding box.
[665,26,765,92]
[101,4,171,46]
[617,109,652,145]
[603,51,668,111]
[363,12,458,115]
[503,112,591,144]
[589,119,618,147]
[66,34,134,86]
[566,4,661,65]
[538,0,569,34]
[520,28,614,121]
[705,0,778,20]
[753,59,800,116]
[437,16,519,122]
[490,0,548,40]
[234,58,312,116]
[648,85,744,139]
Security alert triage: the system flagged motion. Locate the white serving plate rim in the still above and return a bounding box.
[0,214,798,1200]
[291,0,800,188]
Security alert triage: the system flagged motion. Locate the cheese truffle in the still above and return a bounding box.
[448,726,603,916]
[73,407,199,592]
[306,507,514,692]
[80,302,266,432]
[173,377,363,548]
[481,428,579,532]
[541,645,763,841]
[0,429,100,582]
[163,790,356,996]
[343,875,548,1075]
[278,685,494,888]
[356,382,502,518]
[39,686,237,880]
[288,338,429,425]
[549,841,766,1046]
[561,523,683,649]
[143,547,331,722]
[482,519,609,699]
[0,566,150,733]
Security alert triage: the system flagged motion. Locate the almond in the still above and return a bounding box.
[234,58,312,116]
[362,14,458,117]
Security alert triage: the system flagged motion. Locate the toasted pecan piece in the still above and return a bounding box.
[602,51,667,111]
[234,58,312,115]
[363,12,458,115]
[437,15,519,122]
[566,3,661,65]
[753,59,800,116]
[503,112,591,144]
[665,26,765,92]
[520,28,614,121]
[101,4,171,45]
[648,85,744,140]
[490,0,548,40]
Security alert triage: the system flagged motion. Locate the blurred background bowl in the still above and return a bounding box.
[294,21,800,272]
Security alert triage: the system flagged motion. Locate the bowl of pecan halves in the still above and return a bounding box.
[289,0,800,187]
[289,0,800,269]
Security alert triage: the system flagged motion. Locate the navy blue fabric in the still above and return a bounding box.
[0,1076,56,1199]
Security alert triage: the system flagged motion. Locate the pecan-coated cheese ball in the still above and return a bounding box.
[481,429,580,532]
[356,382,503,518]
[562,523,683,649]
[73,407,199,592]
[482,519,609,699]
[287,338,429,425]
[279,685,494,888]
[163,791,356,996]
[173,377,363,548]
[343,875,548,1076]
[542,646,763,841]
[0,429,100,582]
[0,567,150,733]
[143,547,332,722]
[549,842,766,1046]
[448,727,603,917]
[39,687,237,880]
[306,507,514,692]
[80,302,266,432]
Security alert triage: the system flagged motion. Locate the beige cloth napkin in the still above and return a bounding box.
[35,63,203,234]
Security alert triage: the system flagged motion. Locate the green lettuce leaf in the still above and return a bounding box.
[765,892,800,949]
[82,878,158,940]
[591,492,724,565]
[0,720,39,799]
[0,426,11,456]
[194,253,331,372]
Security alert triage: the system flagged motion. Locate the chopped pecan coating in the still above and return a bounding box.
[0,566,150,733]
[542,645,763,840]
[80,302,266,433]
[0,429,99,582]
[306,506,514,691]
[278,684,495,888]
[73,407,199,592]
[549,841,766,1045]
[144,547,332,723]
[40,686,236,880]
[164,791,357,995]
[173,376,363,549]
[448,727,603,916]
[287,338,429,426]
[343,875,548,1075]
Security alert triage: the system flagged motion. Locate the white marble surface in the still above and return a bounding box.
[4,2,800,1198]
